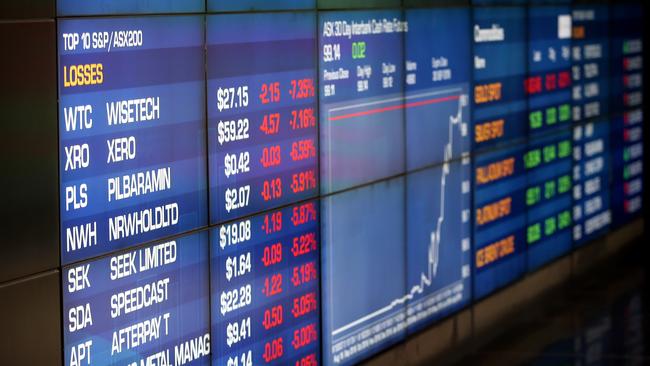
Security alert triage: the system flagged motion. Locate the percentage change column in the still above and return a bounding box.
[210,200,321,366]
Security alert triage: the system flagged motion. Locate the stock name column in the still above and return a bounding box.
[472,6,528,299]
[62,232,211,366]
[58,12,212,366]
[206,12,321,366]
[611,4,644,227]
[58,17,208,264]
[571,5,612,245]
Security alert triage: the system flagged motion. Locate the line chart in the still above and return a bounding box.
[332,92,469,337]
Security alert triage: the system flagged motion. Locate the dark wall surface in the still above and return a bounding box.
[0,271,62,365]
[0,19,58,283]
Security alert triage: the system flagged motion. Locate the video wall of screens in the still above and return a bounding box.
[54,2,645,366]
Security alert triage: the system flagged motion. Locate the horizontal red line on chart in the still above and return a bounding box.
[328,95,461,121]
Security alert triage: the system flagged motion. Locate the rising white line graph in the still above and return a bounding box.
[332,91,469,337]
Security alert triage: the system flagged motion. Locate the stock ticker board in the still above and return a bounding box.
[53,3,647,366]
[58,16,208,265]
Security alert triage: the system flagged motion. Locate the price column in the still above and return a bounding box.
[211,200,321,366]
[611,4,644,227]
[572,5,611,245]
[207,13,318,224]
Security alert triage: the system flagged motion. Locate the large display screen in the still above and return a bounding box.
[54,3,646,366]
[58,16,207,265]
[319,9,475,365]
